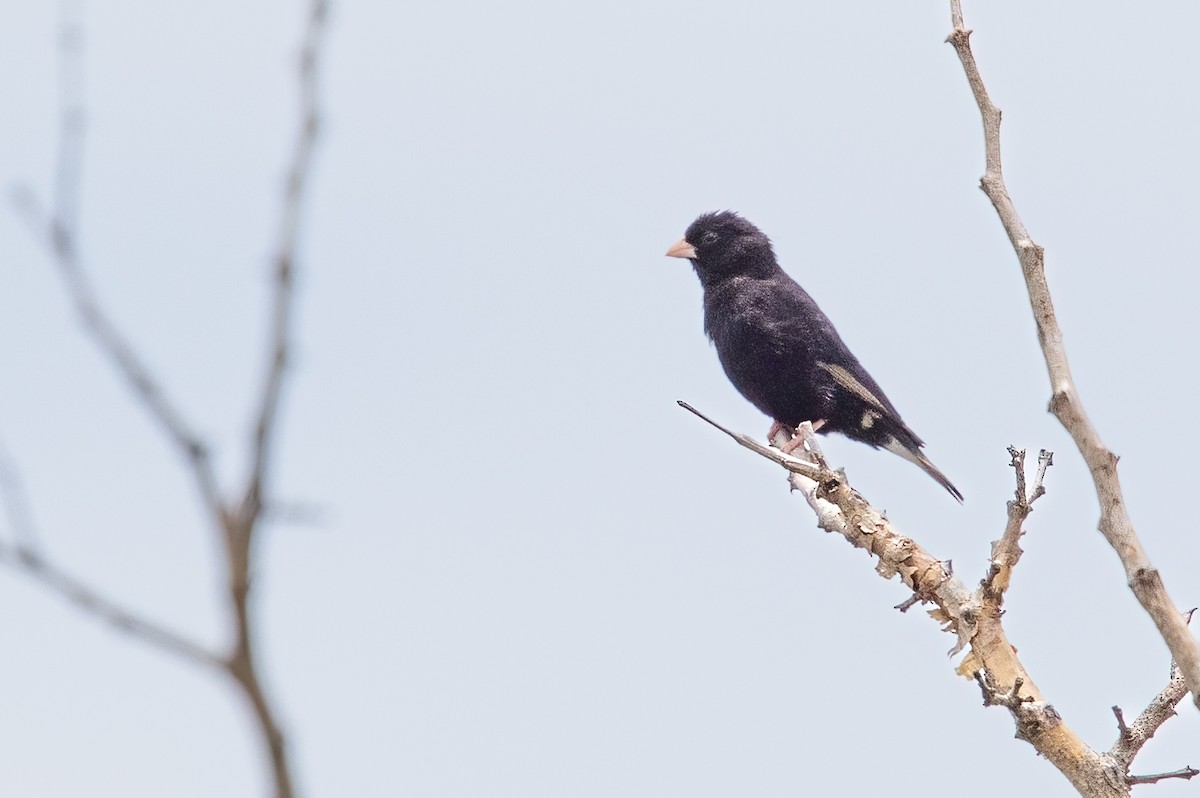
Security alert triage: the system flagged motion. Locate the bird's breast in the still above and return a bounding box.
[703,295,830,424]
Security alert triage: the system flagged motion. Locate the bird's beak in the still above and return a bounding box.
[666,238,697,259]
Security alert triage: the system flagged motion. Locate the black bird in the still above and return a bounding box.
[666,211,962,502]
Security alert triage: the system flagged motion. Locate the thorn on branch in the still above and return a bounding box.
[895,593,922,612]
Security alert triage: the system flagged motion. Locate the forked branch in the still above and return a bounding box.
[3,2,330,796]
[681,401,1187,797]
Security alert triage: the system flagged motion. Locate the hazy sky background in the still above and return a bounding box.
[1,1,1197,795]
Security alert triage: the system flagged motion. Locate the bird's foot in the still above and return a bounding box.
[766,421,793,443]
[771,419,826,455]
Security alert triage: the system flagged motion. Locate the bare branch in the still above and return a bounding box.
[10,186,223,520]
[0,440,42,553]
[221,3,330,795]
[8,1,224,518]
[242,0,329,523]
[53,0,85,237]
[975,670,1034,709]
[0,541,221,668]
[0,440,221,668]
[983,448,1029,599]
[983,447,1052,601]
[946,0,1200,708]
[677,401,822,479]
[7,1,330,795]
[1111,706,1129,739]
[1109,611,1195,769]
[1109,669,1188,768]
[1127,768,1198,786]
[681,403,1130,795]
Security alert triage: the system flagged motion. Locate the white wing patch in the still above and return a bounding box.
[818,361,886,410]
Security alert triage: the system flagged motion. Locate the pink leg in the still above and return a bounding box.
[778,419,826,454]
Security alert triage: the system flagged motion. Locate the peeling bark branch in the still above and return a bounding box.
[683,403,1191,796]
[680,404,1130,796]
[945,0,1200,709]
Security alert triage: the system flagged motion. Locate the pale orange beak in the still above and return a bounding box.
[665,238,697,259]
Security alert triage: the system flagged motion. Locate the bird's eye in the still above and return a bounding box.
[700,231,719,246]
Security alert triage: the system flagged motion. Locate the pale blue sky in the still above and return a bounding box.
[1,1,1197,795]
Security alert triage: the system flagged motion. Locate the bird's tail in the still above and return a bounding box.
[882,436,963,503]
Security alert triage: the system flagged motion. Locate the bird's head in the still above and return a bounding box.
[665,211,777,285]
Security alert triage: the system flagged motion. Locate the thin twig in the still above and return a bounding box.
[1112,705,1130,739]
[9,0,221,516]
[0,448,217,666]
[946,0,1200,709]
[1127,767,1198,786]
[242,0,328,522]
[0,542,221,667]
[677,401,823,479]
[53,0,84,237]
[0,440,42,553]
[222,3,329,796]
[10,190,223,520]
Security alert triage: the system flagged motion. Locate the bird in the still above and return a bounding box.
[666,210,962,502]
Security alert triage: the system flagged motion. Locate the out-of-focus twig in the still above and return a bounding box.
[4,1,331,796]
[0,539,221,668]
[222,3,330,795]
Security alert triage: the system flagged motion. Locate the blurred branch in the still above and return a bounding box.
[4,1,331,796]
[0,538,221,668]
[945,0,1200,710]
[0,441,43,553]
[10,188,225,518]
[53,0,84,236]
[243,0,327,521]
[222,4,330,795]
